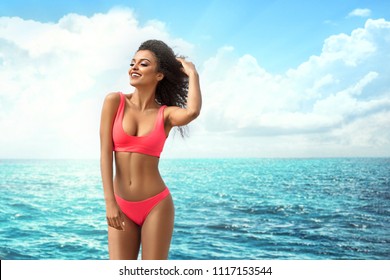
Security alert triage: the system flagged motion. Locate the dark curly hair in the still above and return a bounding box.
[137,39,188,137]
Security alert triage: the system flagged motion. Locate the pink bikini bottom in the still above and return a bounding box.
[115,188,170,226]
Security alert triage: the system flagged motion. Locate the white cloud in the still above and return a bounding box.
[0,9,389,158]
[196,18,390,157]
[348,8,372,18]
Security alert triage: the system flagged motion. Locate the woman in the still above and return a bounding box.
[99,39,201,260]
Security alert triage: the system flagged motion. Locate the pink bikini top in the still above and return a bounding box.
[112,93,167,157]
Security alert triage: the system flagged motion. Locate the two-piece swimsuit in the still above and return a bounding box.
[112,92,169,226]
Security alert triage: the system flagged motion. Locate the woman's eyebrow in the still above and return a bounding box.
[131,58,152,62]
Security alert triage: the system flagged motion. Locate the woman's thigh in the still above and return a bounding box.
[108,214,141,260]
[141,195,175,260]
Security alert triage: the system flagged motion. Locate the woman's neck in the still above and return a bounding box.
[131,88,158,111]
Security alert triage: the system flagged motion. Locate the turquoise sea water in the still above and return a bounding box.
[0,158,389,260]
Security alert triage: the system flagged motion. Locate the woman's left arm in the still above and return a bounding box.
[167,58,202,126]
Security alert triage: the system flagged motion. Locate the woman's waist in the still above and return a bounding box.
[114,176,167,201]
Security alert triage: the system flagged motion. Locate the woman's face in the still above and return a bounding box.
[129,50,163,88]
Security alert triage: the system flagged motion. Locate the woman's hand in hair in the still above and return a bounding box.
[177,57,198,77]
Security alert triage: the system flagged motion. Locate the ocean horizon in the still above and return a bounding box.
[0,157,389,260]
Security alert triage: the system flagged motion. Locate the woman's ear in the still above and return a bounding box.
[156,72,164,81]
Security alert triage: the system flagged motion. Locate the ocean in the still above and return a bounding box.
[0,158,389,260]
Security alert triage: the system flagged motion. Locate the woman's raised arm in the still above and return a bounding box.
[166,58,202,127]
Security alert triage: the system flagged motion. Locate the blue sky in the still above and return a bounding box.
[1,0,390,158]
[2,0,389,72]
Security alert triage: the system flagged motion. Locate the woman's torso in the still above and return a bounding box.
[113,152,166,201]
[112,93,170,201]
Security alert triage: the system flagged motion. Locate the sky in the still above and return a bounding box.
[0,0,389,159]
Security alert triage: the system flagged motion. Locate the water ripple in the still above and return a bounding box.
[1,158,389,259]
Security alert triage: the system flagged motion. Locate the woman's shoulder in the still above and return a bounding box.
[103,91,124,105]
[104,91,122,100]
[163,105,181,112]
[101,92,124,114]
[162,105,181,121]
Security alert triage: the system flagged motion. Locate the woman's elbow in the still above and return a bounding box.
[188,109,200,120]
